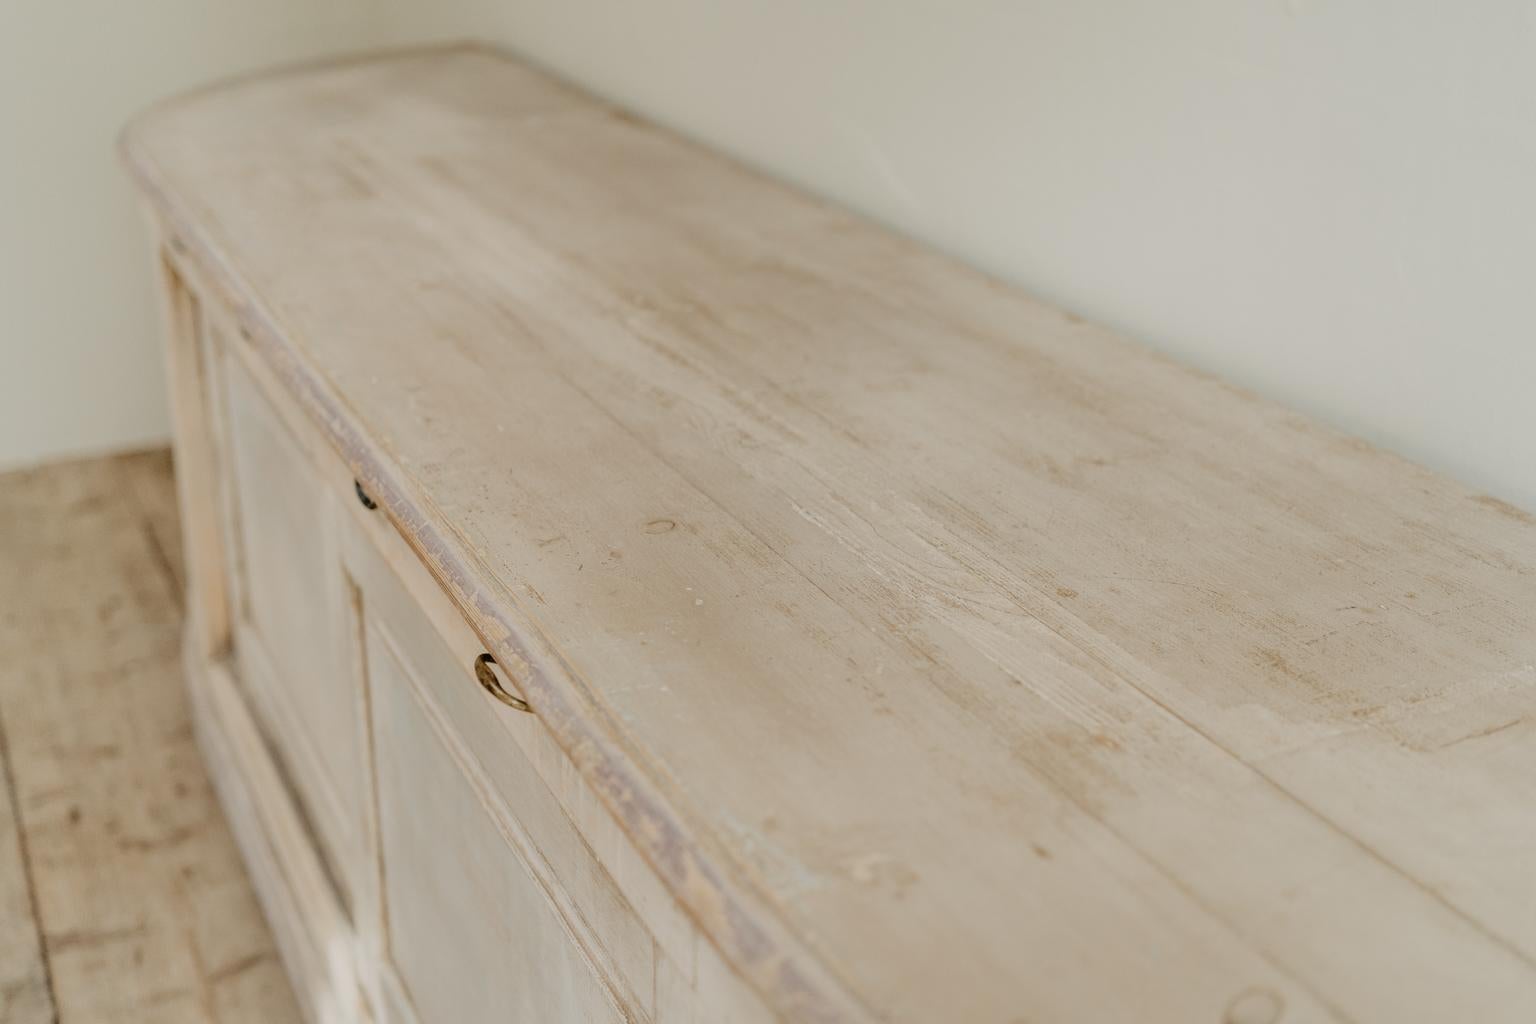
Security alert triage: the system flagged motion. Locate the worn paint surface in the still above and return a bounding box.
[122,48,1536,1023]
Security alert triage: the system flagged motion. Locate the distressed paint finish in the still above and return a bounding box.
[122,47,1536,1023]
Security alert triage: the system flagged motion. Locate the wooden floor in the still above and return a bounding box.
[0,450,300,1023]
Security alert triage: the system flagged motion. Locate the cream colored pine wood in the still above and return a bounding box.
[222,315,737,1021]
[337,469,701,986]
[122,47,1536,1023]
[351,524,660,1021]
[154,255,229,659]
[221,351,365,902]
[191,641,356,1024]
[0,452,301,1023]
[367,619,630,1024]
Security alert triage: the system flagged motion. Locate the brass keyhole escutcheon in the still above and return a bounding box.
[474,653,533,713]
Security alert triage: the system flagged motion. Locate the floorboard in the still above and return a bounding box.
[0,449,299,1024]
[0,704,52,1023]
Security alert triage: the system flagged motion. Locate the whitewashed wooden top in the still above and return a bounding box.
[123,46,1536,1024]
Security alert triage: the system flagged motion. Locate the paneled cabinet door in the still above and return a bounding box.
[220,353,365,899]
[364,609,630,1024]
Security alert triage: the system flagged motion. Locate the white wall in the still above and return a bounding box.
[6,3,1534,511]
[0,0,388,471]
[373,0,1536,510]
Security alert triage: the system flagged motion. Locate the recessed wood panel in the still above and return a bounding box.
[368,619,627,1024]
[223,355,363,888]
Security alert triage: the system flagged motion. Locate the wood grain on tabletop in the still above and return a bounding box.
[121,47,1536,1023]
[0,452,301,1024]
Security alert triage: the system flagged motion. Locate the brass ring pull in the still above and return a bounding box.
[473,653,533,713]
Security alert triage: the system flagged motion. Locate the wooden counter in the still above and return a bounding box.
[123,44,1536,1024]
